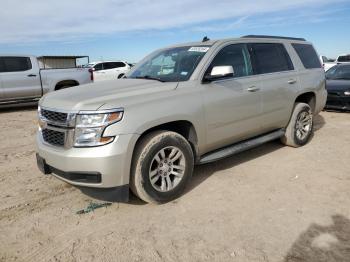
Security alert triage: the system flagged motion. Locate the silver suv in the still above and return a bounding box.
[36,35,327,203]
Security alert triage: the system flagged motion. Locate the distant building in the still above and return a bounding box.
[37,55,89,69]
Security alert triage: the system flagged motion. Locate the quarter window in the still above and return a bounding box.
[292,43,322,69]
[207,44,253,78]
[0,57,32,72]
[251,43,294,74]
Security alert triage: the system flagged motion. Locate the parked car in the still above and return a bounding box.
[320,55,337,71]
[85,61,131,81]
[337,54,350,63]
[325,64,350,111]
[0,55,92,107]
[36,35,327,203]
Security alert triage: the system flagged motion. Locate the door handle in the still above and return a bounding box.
[247,86,260,92]
[27,74,37,77]
[288,79,297,84]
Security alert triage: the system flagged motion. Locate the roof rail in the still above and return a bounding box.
[241,35,306,41]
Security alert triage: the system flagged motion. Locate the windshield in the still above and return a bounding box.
[127,46,210,82]
[326,65,350,80]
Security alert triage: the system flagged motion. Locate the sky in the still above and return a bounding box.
[0,0,349,63]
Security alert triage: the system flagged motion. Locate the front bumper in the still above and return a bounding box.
[36,132,139,188]
[325,94,350,111]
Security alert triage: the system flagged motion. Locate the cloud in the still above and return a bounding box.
[0,0,344,43]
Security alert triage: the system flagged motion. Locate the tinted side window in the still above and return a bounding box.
[94,63,103,71]
[103,62,115,70]
[207,44,253,78]
[115,62,126,68]
[251,43,294,74]
[292,43,322,69]
[1,57,32,72]
[0,59,5,73]
[337,55,350,62]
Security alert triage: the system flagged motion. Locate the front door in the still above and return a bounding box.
[1,56,42,100]
[202,43,262,152]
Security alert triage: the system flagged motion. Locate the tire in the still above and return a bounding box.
[118,74,124,79]
[281,102,313,147]
[130,131,194,204]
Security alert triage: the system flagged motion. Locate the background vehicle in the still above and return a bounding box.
[36,35,327,204]
[325,64,350,111]
[336,54,350,63]
[0,55,92,106]
[320,55,336,71]
[85,61,131,81]
[323,54,350,72]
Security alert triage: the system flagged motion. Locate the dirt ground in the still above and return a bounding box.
[0,107,349,262]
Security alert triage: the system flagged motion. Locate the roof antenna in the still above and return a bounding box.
[202,36,210,42]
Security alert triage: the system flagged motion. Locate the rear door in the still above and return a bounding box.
[0,56,42,100]
[103,62,118,80]
[104,62,128,79]
[249,43,298,132]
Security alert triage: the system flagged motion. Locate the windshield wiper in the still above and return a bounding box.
[135,75,165,82]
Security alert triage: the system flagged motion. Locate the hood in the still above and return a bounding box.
[326,79,350,92]
[40,79,178,111]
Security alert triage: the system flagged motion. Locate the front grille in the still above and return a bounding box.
[42,129,65,146]
[41,109,67,123]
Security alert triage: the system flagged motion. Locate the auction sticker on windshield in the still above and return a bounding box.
[188,47,210,52]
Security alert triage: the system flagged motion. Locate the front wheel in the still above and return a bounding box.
[130,131,194,204]
[281,102,313,147]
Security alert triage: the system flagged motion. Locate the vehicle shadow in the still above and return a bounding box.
[0,104,37,113]
[314,114,326,132]
[185,140,284,195]
[78,185,146,206]
[284,214,350,262]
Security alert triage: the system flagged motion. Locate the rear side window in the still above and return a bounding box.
[337,55,350,62]
[0,57,32,72]
[292,43,322,69]
[103,62,115,70]
[251,43,294,74]
[115,62,126,68]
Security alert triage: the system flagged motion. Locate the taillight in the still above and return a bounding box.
[88,68,94,81]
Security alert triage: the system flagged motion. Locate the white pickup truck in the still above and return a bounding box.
[0,55,92,106]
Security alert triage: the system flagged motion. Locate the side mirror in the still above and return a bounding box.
[204,66,234,82]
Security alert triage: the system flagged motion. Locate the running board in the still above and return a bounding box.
[199,129,285,164]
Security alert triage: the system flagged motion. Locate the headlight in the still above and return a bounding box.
[74,110,123,147]
[344,91,350,96]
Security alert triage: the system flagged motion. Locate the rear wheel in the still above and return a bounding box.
[130,131,194,204]
[281,102,313,147]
